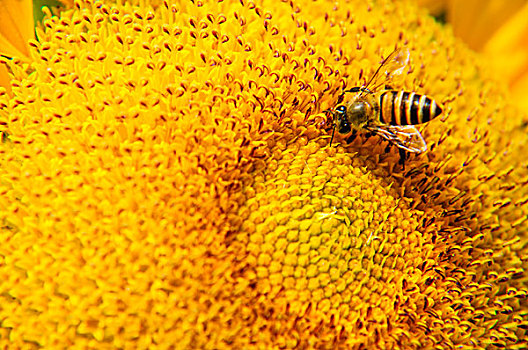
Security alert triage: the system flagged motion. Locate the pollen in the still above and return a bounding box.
[0,0,527,349]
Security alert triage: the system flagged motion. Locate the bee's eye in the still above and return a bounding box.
[334,105,351,134]
[336,105,347,114]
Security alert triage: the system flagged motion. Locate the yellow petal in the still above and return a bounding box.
[0,0,34,58]
[447,0,526,51]
[0,64,11,93]
[483,2,528,113]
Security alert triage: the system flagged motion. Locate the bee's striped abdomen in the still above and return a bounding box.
[379,91,442,125]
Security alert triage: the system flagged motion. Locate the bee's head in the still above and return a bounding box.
[324,104,350,146]
[332,100,370,132]
[324,93,372,145]
[333,105,351,134]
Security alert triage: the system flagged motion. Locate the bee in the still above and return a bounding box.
[325,48,443,153]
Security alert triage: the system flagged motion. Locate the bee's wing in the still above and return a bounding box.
[368,124,427,153]
[363,48,411,93]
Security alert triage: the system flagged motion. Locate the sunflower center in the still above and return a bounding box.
[233,137,437,340]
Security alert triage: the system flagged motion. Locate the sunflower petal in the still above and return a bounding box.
[0,0,34,58]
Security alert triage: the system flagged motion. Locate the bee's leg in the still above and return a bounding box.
[384,142,392,154]
[343,87,361,94]
[344,87,373,94]
[398,148,407,170]
[384,85,393,90]
[345,129,358,143]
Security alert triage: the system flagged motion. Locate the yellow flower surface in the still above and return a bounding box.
[0,0,527,349]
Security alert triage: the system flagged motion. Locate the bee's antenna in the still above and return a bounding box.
[323,108,336,147]
[330,122,336,146]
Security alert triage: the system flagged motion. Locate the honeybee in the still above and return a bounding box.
[325,48,443,153]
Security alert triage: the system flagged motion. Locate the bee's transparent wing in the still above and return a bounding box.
[368,124,427,153]
[363,48,411,93]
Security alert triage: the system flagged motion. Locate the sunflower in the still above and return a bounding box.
[0,0,527,349]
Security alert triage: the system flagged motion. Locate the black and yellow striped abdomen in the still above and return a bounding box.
[379,90,442,125]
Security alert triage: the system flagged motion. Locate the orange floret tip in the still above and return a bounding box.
[0,0,527,348]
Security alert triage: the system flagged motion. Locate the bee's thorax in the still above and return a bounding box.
[344,94,379,129]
